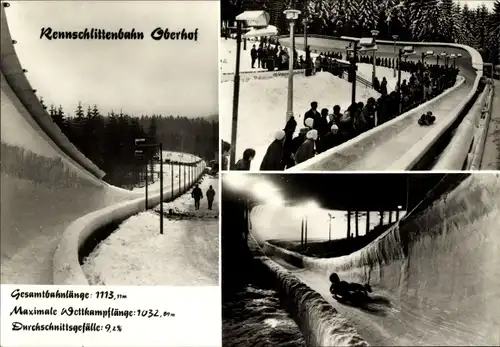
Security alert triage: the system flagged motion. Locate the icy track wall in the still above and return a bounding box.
[260,173,500,344]
[1,70,141,284]
[248,236,369,347]
[53,160,206,285]
[286,35,483,171]
[1,6,105,179]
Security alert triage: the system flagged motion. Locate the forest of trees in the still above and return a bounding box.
[222,0,500,65]
[41,98,218,188]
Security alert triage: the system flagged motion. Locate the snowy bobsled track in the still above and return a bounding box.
[252,174,500,345]
[280,36,480,171]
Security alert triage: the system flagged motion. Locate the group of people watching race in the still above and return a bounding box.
[224,38,460,171]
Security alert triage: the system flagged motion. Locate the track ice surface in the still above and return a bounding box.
[81,175,219,286]
[253,174,500,345]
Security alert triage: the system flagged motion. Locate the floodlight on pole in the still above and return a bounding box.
[230,10,271,170]
[253,180,279,201]
[225,173,248,190]
[283,9,301,123]
[398,46,416,114]
[370,30,379,84]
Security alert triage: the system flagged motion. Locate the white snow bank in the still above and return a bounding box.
[357,63,411,92]
[52,162,206,285]
[249,237,368,347]
[220,71,380,171]
[220,38,267,73]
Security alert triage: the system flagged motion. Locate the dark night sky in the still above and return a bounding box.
[223,173,468,211]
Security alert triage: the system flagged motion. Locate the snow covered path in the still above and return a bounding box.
[82,175,219,286]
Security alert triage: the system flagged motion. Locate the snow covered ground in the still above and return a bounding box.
[221,38,267,73]
[357,63,411,92]
[220,71,380,171]
[82,174,219,286]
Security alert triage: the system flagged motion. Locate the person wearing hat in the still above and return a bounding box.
[304,117,314,129]
[260,130,286,171]
[304,101,320,128]
[294,129,317,164]
[233,148,256,170]
[321,124,342,152]
[283,115,298,169]
[291,127,309,155]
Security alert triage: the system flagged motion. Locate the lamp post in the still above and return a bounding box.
[178,154,183,193]
[346,40,359,105]
[398,49,403,115]
[230,17,243,170]
[327,213,335,241]
[439,52,447,66]
[170,154,174,199]
[284,9,301,122]
[302,18,308,56]
[183,161,186,191]
[397,46,416,115]
[231,10,272,169]
[371,30,379,84]
[392,34,398,78]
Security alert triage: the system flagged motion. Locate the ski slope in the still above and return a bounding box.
[280,36,479,171]
[0,6,203,284]
[251,173,500,345]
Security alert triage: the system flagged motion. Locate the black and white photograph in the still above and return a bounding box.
[220,0,499,171]
[1,1,219,286]
[221,172,500,346]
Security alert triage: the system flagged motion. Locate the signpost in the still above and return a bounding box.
[134,138,164,235]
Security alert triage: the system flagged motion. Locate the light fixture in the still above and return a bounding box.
[224,173,248,190]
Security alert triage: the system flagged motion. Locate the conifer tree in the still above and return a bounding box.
[487,0,500,64]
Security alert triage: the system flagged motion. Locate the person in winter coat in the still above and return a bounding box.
[316,108,330,153]
[221,140,231,170]
[294,129,317,164]
[331,105,342,126]
[283,116,297,169]
[321,124,343,151]
[206,185,216,210]
[373,77,381,92]
[291,127,308,155]
[380,77,388,96]
[234,148,256,170]
[260,130,286,171]
[304,117,314,130]
[251,45,258,68]
[191,184,203,210]
[304,101,321,128]
[362,97,377,129]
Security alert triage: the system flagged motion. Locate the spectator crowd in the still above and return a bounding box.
[223,38,459,171]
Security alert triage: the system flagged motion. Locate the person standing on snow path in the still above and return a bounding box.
[206,185,216,210]
[260,130,286,171]
[191,184,203,210]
